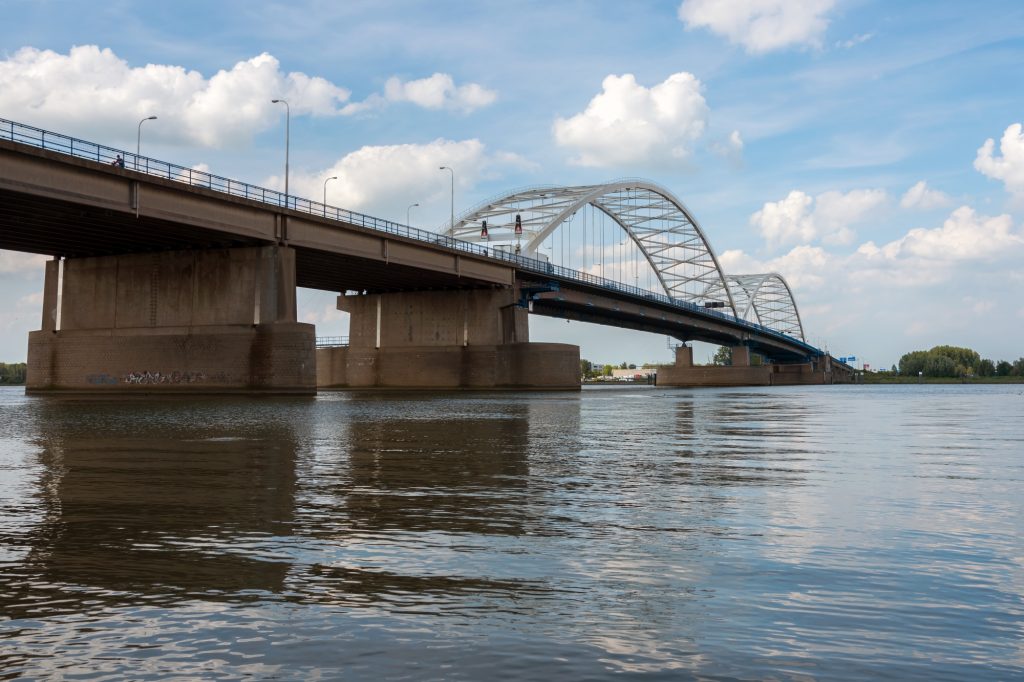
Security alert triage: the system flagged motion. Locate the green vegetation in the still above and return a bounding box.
[897,345,1023,378]
[863,345,1024,383]
[708,346,762,367]
[0,362,27,385]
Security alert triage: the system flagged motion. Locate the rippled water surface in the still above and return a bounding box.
[1,384,1022,680]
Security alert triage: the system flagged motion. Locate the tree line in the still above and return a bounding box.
[0,362,27,384]
[897,345,1024,378]
[580,359,642,379]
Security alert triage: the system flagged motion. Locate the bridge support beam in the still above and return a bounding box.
[317,288,579,390]
[27,246,315,394]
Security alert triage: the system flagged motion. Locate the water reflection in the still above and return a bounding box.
[3,407,299,621]
[0,386,1021,680]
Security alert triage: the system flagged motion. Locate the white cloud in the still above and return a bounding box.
[711,130,744,163]
[382,73,496,113]
[720,206,1023,363]
[678,0,835,54]
[718,244,832,289]
[899,180,951,210]
[835,33,874,49]
[974,123,1024,197]
[0,251,48,275]
[750,188,886,247]
[733,205,1020,299]
[553,72,709,168]
[286,139,530,225]
[860,206,1021,262]
[0,45,350,148]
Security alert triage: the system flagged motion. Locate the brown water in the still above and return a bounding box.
[1,384,1022,679]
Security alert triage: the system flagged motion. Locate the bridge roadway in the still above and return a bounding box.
[0,126,821,367]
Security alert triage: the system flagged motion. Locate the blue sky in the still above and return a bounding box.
[1,0,1022,368]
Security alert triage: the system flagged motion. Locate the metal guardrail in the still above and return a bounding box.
[0,116,822,357]
[315,336,349,348]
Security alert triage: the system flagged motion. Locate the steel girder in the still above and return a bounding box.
[725,273,805,341]
[447,181,737,313]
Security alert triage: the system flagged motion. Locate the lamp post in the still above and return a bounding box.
[271,98,290,207]
[136,115,157,169]
[406,202,419,226]
[439,166,454,231]
[323,176,338,209]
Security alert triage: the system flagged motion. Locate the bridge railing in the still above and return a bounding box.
[315,336,349,348]
[0,116,820,357]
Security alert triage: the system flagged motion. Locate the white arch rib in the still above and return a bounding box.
[725,273,805,341]
[447,181,738,315]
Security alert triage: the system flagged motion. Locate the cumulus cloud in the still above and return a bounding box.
[718,244,831,289]
[751,188,886,247]
[0,45,351,148]
[678,0,835,54]
[382,73,496,113]
[859,206,1021,262]
[553,72,709,168]
[286,139,530,225]
[974,123,1024,197]
[723,206,1021,316]
[899,180,951,210]
[721,206,1023,360]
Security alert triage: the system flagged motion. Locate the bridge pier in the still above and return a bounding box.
[317,288,580,390]
[657,345,845,386]
[27,246,316,394]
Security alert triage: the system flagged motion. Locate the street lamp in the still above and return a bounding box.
[271,98,290,207]
[407,202,419,226]
[136,115,157,169]
[323,176,338,208]
[439,166,454,231]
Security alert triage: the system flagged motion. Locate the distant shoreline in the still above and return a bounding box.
[863,375,1024,384]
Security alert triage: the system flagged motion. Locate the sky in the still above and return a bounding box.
[1,0,1022,369]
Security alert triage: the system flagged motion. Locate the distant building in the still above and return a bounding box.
[610,368,656,380]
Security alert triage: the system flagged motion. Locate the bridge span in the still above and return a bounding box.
[0,118,850,393]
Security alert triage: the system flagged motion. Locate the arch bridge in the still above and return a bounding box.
[0,116,840,392]
[447,180,805,343]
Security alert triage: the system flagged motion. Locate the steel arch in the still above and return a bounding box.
[447,181,737,313]
[726,273,805,341]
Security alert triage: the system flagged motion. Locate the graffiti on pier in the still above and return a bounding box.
[86,373,119,385]
[122,370,221,385]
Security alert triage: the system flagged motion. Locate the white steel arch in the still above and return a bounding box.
[726,273,805,341]
[447,181,737,313]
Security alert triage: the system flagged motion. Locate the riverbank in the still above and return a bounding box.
[863,374,1024,384]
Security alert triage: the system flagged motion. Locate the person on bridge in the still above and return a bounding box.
[111,154,125,168]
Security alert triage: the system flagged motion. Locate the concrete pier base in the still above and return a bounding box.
[317,343,580,390]
[27,246,315,394]
[657,345,849,387]
[318,289,580,390]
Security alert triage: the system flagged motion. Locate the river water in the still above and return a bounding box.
[1,384,1022,680]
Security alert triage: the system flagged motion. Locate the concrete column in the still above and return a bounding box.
[675,345,693,367]
[39,258,61,332]
[731,346,751,367]
[322,287,578,390]
[256,245,297,324]
[27,245,315,394]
